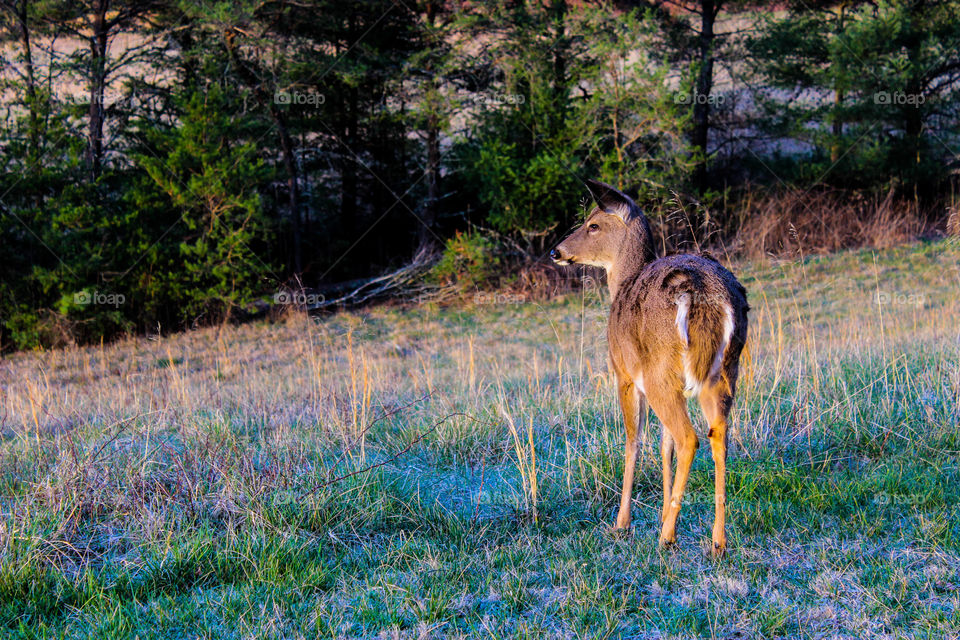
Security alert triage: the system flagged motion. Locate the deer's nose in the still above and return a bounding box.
[550,248,562,261]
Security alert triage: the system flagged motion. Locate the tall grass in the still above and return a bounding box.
[0,238,958,638]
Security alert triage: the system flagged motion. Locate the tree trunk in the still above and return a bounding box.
[277,118,302,274]
[340,85,359,244]
[549,0,568,140]
[419,112,440,249]
[176,23,198,90]
[224,30,302,274]
[692,0,716,195]
[417,0,443,251]
[15,0,40,174]
[86,0,109,181]
[830,3,846,163]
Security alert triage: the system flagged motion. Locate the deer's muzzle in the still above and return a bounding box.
[550,247,574,265]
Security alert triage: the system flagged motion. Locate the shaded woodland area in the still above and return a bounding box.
[1,0,958,350]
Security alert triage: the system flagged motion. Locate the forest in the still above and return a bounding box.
[1,0,958,350]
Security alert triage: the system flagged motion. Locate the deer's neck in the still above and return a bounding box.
[606,218,655,300]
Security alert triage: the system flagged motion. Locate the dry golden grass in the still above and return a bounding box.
[732,189,930,260]
[1,238,959,638]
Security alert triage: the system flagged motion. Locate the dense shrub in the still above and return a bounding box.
[430,231,502,290]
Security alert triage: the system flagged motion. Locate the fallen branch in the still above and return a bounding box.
[308,245,439,310]
[326,392,435,478]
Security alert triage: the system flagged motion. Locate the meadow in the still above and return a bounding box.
[1,238,959,639]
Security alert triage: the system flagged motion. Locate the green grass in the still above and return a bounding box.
[2,238,959,638]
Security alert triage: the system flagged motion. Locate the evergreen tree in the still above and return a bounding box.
[131,86,274,324]
[454,2,691,239]
[748,0,960,196]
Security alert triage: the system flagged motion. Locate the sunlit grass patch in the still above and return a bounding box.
[1,239,959,637]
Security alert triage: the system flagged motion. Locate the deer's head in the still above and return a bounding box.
[550,180,655,271]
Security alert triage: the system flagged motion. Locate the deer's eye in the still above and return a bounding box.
[588,223,600,232]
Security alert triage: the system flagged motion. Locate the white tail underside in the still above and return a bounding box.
[675,295,734,397]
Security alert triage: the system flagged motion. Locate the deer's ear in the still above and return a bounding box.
[585,179,635,220]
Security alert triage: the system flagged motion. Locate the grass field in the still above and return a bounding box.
[2,239,959,639]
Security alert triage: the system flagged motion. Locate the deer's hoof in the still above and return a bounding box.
[658,534,676,548]
[710,540,727,558]
[610,527,633,541]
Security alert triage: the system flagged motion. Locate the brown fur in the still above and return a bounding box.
[552,180,749,555]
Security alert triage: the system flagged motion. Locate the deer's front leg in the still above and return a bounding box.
[614,377,646,530]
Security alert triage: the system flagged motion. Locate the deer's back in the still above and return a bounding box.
[608,253,748,395]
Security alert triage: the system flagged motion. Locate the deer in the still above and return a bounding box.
[550,180,749,556]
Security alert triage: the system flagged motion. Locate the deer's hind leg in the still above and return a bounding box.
[660,429,674,523]
[699,377,734,556]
